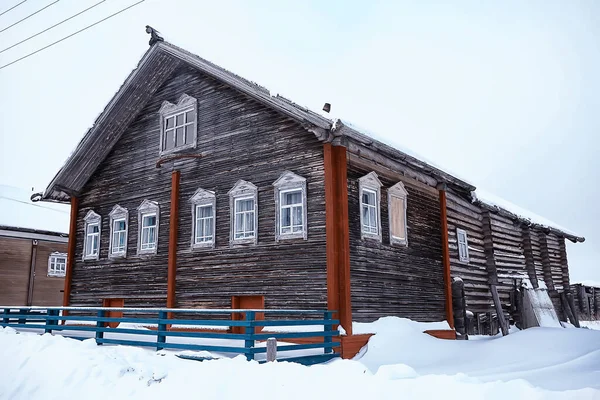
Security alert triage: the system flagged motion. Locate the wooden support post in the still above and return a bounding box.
[490,284,509,336]
[245,311,256,361]
[167,171,180,318]
[157,310,167,351]
[26,240,38,306]
[566,293,580,328]
[324,144,352,335]
[266,338,277,362]
[62,197,78,323]
[95,309,105,345]
[437,186,454,329]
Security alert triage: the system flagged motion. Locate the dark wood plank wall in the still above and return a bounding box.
[346,161,446,322]
[71,65,327,310]
[546,233,566,291]
[446,191,492,314]
[0,237,31,305]
[31,240,67,306]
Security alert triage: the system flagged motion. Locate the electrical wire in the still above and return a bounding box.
[0,0,145,71]
[0,0,59,33]
[0,0,107,54]
[0,0,28,17]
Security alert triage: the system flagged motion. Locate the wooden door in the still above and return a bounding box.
[102,298,124,328]
[231,295,264,334]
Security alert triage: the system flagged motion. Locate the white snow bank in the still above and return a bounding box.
[473,188,577,236]
[576,280,600,288]
[352,316,450,335]
[1,325,599,400]
[0,185,70,234]
[356,317,600,392]
[580,321,600,331]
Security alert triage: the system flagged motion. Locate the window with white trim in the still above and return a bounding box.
[109,205,128,257]
[83,210,101,260]
[48,252,67,277]
[137,200,159,254]
[457,228,470,263]
[273,171,307,241]
[388,181,409,246]
[228,180,258,244]
[358,172,382,241]
[159,94,197,154]
[190,188,216,249]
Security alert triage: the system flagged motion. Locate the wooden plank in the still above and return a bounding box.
[323,143,339,317]
[438,188,454,329]
[167,171,180,313]
[63,197,78,307]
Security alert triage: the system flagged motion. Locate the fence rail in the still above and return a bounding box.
[0,306,340,365]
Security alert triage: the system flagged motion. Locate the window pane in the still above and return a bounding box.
[369,207,376,228]
[143,215,156,227]
[165,117,174,129]
[235,213,244,233]
[87,223,98,234]
[237,199,253,212]
[281,207,291,228]
[185,124,195,145]
[165,129,175,150]
[142,228,149,244]
[293,206,302,226]
[92,235,98,253]
[245,211,254,234]
[205,218,213,237]
[362,190,376,206]
[282,190,302,206]
[176,113,184,126]
[176,127,185,146]
[197,205,212,218]
[362,205,369,225]
[148,227,156,244]
[185,110,195,124]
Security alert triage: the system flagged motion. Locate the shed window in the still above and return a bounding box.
[234,197,255,239]
[457,228,470,263]
[228,180,258,244]
[195,204,214,244]
[158,94,197,155]
[273,171,308,241]
[83,210,101,260]
[48,252,67,277]
[358,172,382,242]
[137,200,159,255]
[388,181,409,246]
[109,205,128,257]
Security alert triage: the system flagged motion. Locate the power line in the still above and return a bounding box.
[0,0,145,71]
[0,0,107,54]
[0,0,59,33]
[0,0,28,17]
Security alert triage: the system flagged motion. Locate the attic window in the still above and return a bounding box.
[358,172,382,242]
[137,200,159,255]
[83,210,101,260]
[273,171,308,241]
[190,188,216,249]
[457,228,470,263]
[228,180,258,245]
[159,94,197,154]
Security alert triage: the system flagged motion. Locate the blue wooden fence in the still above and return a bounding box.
[0,307,340,365]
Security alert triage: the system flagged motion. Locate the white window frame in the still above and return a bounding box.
[273,171,308,241]
[108,205,128,258]
[137,200,159,255]
[83,210,101,260]
[158,93,197,155]
[228,180,258,245]
[358,172,382,242]
[48,252,67,277]
[190,188,216,249]
[457,228,470,263]
[388,181,409,246]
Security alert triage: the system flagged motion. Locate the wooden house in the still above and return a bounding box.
[0,185,69,306]
[35,35,585,345]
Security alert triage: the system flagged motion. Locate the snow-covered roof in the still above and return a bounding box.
[0,185,70,235]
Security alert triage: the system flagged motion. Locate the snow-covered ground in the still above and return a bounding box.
[1,317,599,400]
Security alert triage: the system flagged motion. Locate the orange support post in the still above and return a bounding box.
[167,171,180,315]
[438,187,455,329]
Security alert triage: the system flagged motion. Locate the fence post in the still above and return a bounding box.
[44,310,56,334]
[266,338,277,362]
[244,311,255,361]
[324,311,333,354]
[18,308,27,325]
[157,311,167,351]
[95,309,105,345]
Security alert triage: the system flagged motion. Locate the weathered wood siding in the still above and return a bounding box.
[71,64,327,310]
[0,237,31,305]
[347,161,446,322]
[546,233,566,291]
[31,240,67,306]
[446,191,492,314]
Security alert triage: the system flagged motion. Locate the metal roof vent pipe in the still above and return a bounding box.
[322,103,331,113]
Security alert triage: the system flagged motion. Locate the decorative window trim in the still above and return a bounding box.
[108,205,128,258]
[358,172,382,242]
[457,228,470,263]
[158,93,197,156]
[273,171,308,241]
[48,252,67,277]
[83,210,101,261]
[228,180,258,245]
[388,181,409,246]
[190,188,216,249]
[137,200,159,255]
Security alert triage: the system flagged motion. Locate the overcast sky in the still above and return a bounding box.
[1,0,598,282]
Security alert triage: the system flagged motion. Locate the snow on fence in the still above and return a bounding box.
[0,307,340,365]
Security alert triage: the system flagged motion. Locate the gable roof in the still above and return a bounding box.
[38,38,582,242]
